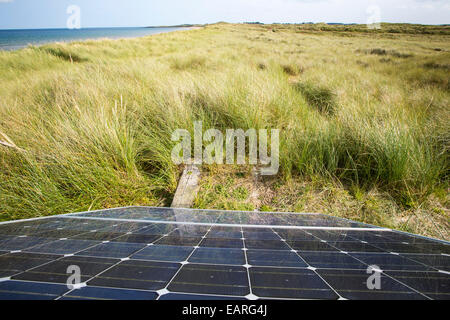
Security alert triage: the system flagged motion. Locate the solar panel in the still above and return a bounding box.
[0,206,448,300]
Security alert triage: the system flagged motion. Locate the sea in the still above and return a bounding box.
[0,27,190,51]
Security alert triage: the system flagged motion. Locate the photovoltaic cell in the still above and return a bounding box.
[246,249,308,268]
[0,280,69,300]
[156,236,203,247]
[349,253,435,271]
[188,247,245,266]
[298,252,367,269]
[109,234,161,244]
[316,269,426,300]
[24,239,100,255]
[71,231,126,241]
[370,242,450,254]
[245,239,290,250]
[32,230,90,239]
[0,236,53,251]
[207,227,242,239]
[383,271,450,300]
[244,231,280,240]
[0,206,448,300]
[401,254,450,272]
[167,264,249,296]
[249,267,338,299]
[287,240,338,252]
[13,256,119,284]
[0,252,61,278]
[159,293,245,300]
[87,260,180,291]
[200,238,243,248]
[329,241,384,253]
[60,286,158,300]
[76,242,146,259]
[133,224,176,235]
[131,245,194,262]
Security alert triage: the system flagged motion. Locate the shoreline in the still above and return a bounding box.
[0,26,198,51]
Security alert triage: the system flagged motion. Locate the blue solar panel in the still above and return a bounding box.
[0,206,448,300]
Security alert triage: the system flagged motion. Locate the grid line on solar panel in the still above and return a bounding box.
[155,227,213,297]
[81,214,450,298]
[267,227,344,299]
[294,229,441,299]
[56,224,220,299]
[281,229,449,256]
[0,219,147,254]
[282,228,446,300]
[280,230,448,266]
[144,225,241,298]
[56,223,183,299]
[0,219,158,287]
[241,225,257,299]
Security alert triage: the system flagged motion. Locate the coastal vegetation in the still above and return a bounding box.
[0,23,448,239]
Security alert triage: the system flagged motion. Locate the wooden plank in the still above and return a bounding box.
[171,164,201,208]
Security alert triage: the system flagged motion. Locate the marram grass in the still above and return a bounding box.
[0,23,448,239]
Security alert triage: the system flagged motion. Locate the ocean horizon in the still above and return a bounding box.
[0,26,191,51]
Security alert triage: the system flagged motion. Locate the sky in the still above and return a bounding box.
[0,0,449,29]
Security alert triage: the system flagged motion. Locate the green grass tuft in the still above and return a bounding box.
[295,82,336,115]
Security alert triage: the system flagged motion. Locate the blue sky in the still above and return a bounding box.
[0,0,449,29]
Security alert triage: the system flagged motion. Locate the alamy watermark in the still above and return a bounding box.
[366,5,381,30]
[66,265,85,290]
[366,265,382,290]
[67,5,81,29]
[171,121,280,175]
